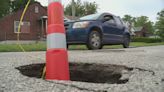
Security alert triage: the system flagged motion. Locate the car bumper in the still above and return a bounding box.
[66,28,88,44]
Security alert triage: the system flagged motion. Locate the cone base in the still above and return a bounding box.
[46,49,70,80]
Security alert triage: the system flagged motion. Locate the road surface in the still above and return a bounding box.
[0,46,164,92]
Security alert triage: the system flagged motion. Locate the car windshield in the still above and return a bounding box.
[79,13,101,20]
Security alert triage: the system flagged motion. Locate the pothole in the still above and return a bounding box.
[161,79,164,82]
[16,63,133,84]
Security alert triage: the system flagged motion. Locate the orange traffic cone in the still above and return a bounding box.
[46,0,70,80]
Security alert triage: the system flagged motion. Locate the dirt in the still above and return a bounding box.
[16,62,133,84]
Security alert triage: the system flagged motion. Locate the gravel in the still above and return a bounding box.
[0,45,164,92]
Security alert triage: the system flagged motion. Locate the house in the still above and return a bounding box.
[0,2,47,42]
[124,21,135,36]
[134,26,150,37]
[124,21,151,37]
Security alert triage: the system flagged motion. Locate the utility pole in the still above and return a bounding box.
[71,0,75,19]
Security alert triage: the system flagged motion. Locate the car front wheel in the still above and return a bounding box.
[123,35,130,48]
[87,31,102,50]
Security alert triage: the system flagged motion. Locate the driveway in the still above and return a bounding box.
[0,46,164,92]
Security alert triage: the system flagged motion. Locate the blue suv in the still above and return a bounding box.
[65,13,130,50]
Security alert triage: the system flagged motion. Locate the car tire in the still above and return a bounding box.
[67,44,69,49]
[87,31,102,50]
[123,35,130,48]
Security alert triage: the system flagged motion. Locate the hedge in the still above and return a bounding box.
[132,37,162,43]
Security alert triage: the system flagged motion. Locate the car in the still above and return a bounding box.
[64,13,131,50]
[64,16,70,22]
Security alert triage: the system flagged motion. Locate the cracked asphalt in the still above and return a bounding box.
[0,45,164,92]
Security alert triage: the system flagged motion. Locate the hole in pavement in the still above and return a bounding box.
[16,63,133,84]
[161,79,164,82]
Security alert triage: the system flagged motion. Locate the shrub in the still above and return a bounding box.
[132,37,162,43]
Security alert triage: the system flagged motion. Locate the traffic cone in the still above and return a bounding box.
[46,0,70,80]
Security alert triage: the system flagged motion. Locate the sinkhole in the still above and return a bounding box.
[16,62,133,84]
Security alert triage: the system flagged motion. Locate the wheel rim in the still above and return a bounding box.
[91,33,101,48]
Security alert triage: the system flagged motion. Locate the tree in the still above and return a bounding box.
[10,0,35,12]
[134,16,154,34]
[0,0,10,18]
[65,0,84,17]
[83,1,98,15]
[0,0,35,19]
[64,0,98,17]
[122,15,136,23]
[122,15,154,34]
[145,21,154,34]
[134,16,149,27]
[155,9,164,40]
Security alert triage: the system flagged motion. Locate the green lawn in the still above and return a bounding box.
[0,43,46,52]
[0,42,164,52]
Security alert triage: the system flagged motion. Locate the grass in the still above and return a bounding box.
[0,42,164,52]
[0,43,46,52]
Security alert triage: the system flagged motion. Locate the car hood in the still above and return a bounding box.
[65,20,96,24]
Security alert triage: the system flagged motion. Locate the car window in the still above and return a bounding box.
[104,15,115,24]
[115,17,122,25]
[80,13,102,20]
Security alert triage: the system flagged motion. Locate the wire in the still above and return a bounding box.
[17,0,46,79]
[17,0,31,51]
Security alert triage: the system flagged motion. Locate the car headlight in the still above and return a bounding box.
[73,21,90,29]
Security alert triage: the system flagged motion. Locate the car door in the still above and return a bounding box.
[102,15,119,43]
[113,16,125,41]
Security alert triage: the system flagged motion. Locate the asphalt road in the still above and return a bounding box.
[0,46,164,92]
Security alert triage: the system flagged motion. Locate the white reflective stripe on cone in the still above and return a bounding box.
[48,0,61,4]
[47,33,66,49]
